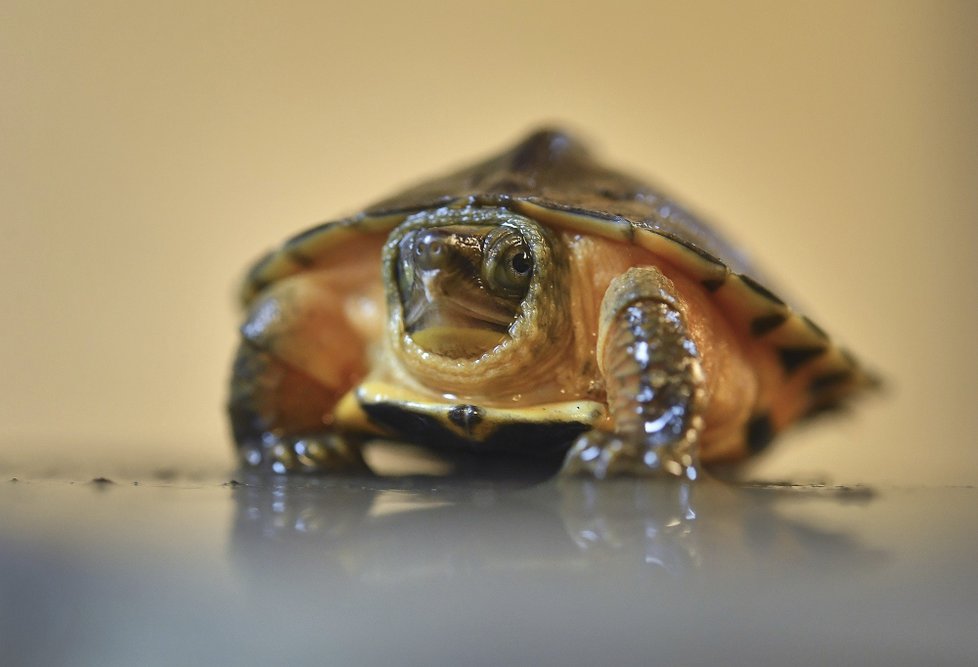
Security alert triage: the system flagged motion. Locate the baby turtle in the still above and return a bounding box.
[229,129,875,479]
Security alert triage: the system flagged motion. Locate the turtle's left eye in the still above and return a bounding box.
[483,228,533,297]
[510,249,532,276]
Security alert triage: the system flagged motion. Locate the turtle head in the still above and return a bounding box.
[385,207,566,360]
[395,224,532,357]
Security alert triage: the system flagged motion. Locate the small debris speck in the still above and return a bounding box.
[91,477,115,485]
[132,481,140,486]
[9,477,18,483]
[224,479,243,487]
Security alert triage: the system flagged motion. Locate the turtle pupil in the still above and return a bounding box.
[511,251,532,275]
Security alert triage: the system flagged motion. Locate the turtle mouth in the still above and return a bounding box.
[405,289,515,334]
[402,276,518,358]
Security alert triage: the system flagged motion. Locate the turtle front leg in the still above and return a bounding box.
[562,266,705,480]
[229,341,370,474]
[228,276,372,475]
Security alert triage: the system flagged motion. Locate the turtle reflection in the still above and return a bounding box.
[228,475,880,587]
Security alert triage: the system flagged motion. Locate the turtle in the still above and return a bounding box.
[228,129,876,479]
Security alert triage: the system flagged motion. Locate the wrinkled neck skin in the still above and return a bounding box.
[381,206,575,402]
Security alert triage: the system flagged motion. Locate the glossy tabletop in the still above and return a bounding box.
[1,467,974,666]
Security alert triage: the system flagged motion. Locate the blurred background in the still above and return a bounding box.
[2,0,975,485]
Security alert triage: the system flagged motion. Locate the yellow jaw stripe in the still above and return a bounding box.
[409,326,507,359]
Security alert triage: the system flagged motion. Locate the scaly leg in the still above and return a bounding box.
[562,267,705,480]
[228,341,369,474]
[228,276,371,474]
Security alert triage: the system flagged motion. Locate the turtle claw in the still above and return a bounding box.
[561,430,700,481]
[239,433,373,475]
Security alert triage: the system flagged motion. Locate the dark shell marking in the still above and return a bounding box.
[447,404,485,434]
[362,401,587,457]
[240,129,874,430]
[746,413,776,454]
[750,313,788,337]
[779,346,828,375]
[739,274,786,307]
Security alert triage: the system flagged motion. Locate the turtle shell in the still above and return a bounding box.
[240,129,874,451]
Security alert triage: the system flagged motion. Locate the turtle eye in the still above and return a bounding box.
[484,228,533,296]
[510,249,532,276]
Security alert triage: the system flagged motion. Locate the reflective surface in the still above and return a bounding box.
[2,468,975,666]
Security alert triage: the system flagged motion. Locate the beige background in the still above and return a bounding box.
[2,1,975,484]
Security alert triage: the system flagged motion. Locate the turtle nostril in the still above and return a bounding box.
[414,232,447,270]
